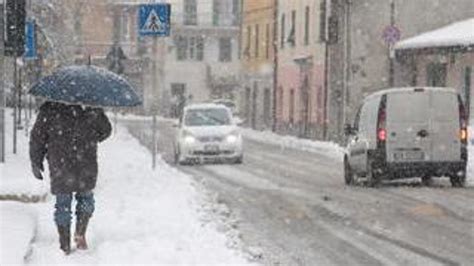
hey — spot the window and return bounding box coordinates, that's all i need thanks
[288,10,296,47]
[196,36,204,61]
[219,38,232,62]
[319,0,327,42]
[213,0,220,26]
[427,63,447,87]
[189,36,204,61]
[232,0,240,26]
[176,36,204,61]
[278,86,284,118]
[304,6,310,45]
[464,66,472,117]
[244,26,251,58]
[255,24,259,58]
[184,0,197,26]
[176,36,188,61]
[189,37,195,59]
[280,14,285,48]
[290,89,295,124]
[264,88,272,126]
[214,0,239,26]
[171,83,186,97]
[121,15,130,43]
[265,23,270,59]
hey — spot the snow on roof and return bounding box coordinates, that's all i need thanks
[395,18,474,50]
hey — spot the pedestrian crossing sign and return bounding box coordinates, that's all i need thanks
[138,4,171,37]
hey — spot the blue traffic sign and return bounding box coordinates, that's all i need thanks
[138,4,171,37]
[24,19,37,60]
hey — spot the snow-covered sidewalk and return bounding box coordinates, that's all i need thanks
[241,128,344,161]
[0,111,254,265]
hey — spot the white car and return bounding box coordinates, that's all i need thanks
[345,87,468,187]
[174,103,243,165]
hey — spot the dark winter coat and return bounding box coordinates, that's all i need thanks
[30,102,112,194]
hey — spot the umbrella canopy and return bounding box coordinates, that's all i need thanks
[29,65,142,107]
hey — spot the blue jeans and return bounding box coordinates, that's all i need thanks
[54,191,95,227]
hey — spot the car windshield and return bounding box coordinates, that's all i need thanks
[184,108,231,126]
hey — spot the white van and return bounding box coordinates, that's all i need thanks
[344,87,468,187]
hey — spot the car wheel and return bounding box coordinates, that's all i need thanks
[344,157,355,186]
[234,155,243,164]
[174,146,185,165]
[366,158,381,188]
[450,171,466,188]
[174,149,180,165]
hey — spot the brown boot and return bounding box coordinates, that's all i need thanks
[57,226,71,255]
[74,214,90,250]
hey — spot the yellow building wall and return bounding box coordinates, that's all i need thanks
[241,0,276,73]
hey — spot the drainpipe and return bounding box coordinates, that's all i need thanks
[272,0,279,132]
[342,0,352,143]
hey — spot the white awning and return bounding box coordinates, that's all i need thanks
[395,18,474,50]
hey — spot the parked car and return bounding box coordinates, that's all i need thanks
[212,99,238,114]
[344,87,468,187]
[174,103,243,165]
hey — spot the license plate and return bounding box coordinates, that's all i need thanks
[393,151,424,161]
[204,145,219,152]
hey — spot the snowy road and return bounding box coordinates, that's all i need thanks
[125,119,474,266]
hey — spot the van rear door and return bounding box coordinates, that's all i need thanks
[386,89,461,163]
[386,90,431,163]
[429,91,461,162]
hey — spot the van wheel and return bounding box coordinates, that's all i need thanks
[421,175,432,186]
[450,173,466,188]
[366,159,381,188]
[344,158,355,186]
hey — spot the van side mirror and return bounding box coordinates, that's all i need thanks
[344,124,356,136]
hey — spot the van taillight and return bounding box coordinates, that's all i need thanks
[378,129,387,141]
[377,95,387,147]
[460,129,468,142]
[458,96,468,144]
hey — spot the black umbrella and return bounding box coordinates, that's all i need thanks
[29,65,142,107]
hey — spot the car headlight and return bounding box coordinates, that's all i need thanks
[226,132,240,143]
[184,135,196,144]
[183,130,196,144]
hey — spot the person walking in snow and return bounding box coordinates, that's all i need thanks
[29,101,112,254]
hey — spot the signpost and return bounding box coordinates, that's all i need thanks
[24,19,37,60]
[138,3,171,170]
[138,4,171,37]
[382,25,401,46]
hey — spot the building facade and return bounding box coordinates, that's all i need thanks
[161,0,241,117]
[394,18,474,117]
[240,0,276,130]
[276,0,327,139]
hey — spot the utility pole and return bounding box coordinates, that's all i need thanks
[388,0,396,87]
[0,3,5,163]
